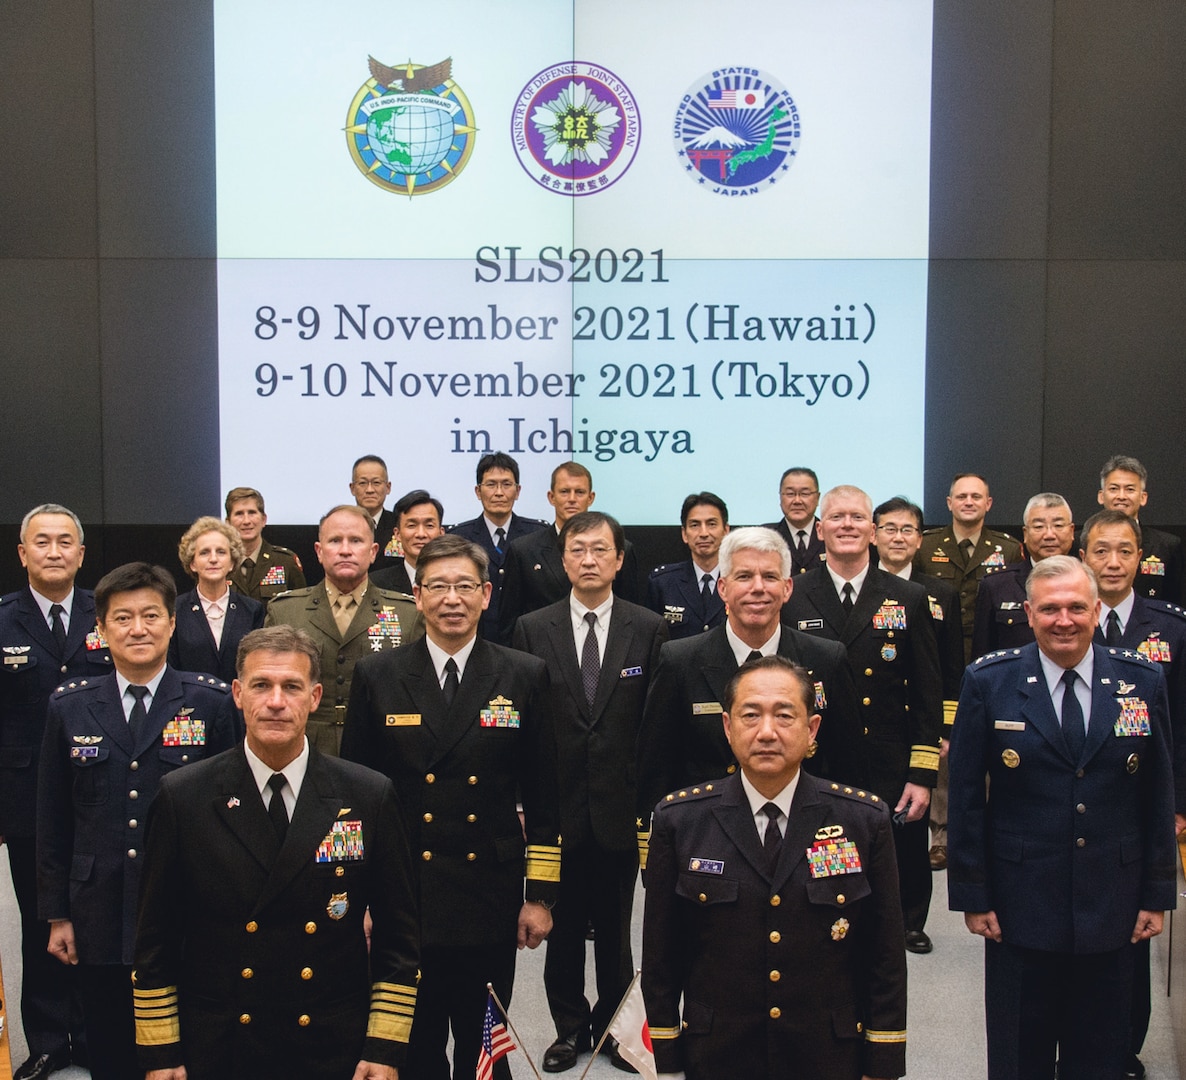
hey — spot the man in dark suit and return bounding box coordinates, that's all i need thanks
[370,489,446,595]
[449,451,546,640]
[133,626,419,1080]
[646,491,728,640]
[971,493,1076,660]
[1080,509,1186,1078]
[498,462,640,644]
[225,486,306,608]
[783,485,943,954]
[342,534,560,1080]
[0,505,105,1080]
[636,526,867,865]
[948,555,1176,1080]
[642,656,907,1080]
[1097,454,1184,604]
[37,562,240,1080]
[763,466,826,575]
[513,511,667,1073]
[349,454,401,570]
[266,505,420,754]
[872,496,964,872]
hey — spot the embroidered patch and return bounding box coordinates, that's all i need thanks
[316,820,365,862]
[806,837,862,878]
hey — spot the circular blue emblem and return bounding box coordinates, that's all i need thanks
[673,68,800,195]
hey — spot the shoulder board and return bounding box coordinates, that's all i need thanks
[986,528,1018,543]
[270,544,299,558]
[1106,647,1159,668]
[267,587,312,603]
[180,671,231,692]
[0,593,14,606]
[53,678,103,696]
[374,588,415,603]
[649,563,682,578]
[1148,600,1186,623]
[657,783,723,809]
[972,648,1023,668]
[824,781,886,808]
[921,528,947,539]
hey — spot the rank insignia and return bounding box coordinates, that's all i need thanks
[1001,749,1020,768]
[1140,556,1166,577]
[1114,697,1151,737]
[227,797,240,808]
[806,837,862,878]
[161,717,206,746]
[480,695,520,728]
[317,819,365,862]
[85,625,108,651]
[688,858,724,874]
[872,603,907,630]
[928,596,943,620]
[1138,635,1172,663]
[327,892,349,920]
[814,681,827,710]
[70,746,99,759]
[930,550,950,563]
[831,918,850,941]
[620,666,643,679]
[368,607,403,651]
[881,644,897,662]
[662,606,685,624]
[72,734,103,744]
[260,564,286,586]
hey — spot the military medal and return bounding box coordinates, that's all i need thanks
[1114,697,1151,737]
[368,607,403,652]
[480,695,520,728]
[928,596,943,620]
[85,624,108,650]
[327,892,349,920]
[1140,556,1166,577]
[872,603,907,630]
[806,836,863,878]
[881,644,897,662]
[814,681,828,710]
[317,820,365,862]
[831,918,850,941]
[161,716,206,746]
[1127,753,1140,774]
[260,564,286,586]
[1138,635,1172,663]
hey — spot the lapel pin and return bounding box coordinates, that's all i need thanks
[227,796,240,808]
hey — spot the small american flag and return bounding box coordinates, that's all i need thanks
[477,992,516,1080]
[707,87,765,110]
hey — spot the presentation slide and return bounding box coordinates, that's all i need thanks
[215,0,933,524]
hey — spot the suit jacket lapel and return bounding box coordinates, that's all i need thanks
[712,776,769,880]
[802,574,846,638]
[1083,646,1121,763]
[1018,650,1073,764]
[843,572,886,645]
[592,604,632,723]
[219,597,251,670]
[214,747,279,873]
[428,639,498,766]
[135,666,184,757]
[701,627,738,707]
[548,603,589,723]
[66,592,98,660]
[15,589,60,658]
[90,675,133,753]
[772,775,830,890]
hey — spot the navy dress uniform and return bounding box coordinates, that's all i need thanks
[948,644,1177,1079]
[0,587,111,1064]
[449,512,547,640]
[1134,524,1184,604]
[132,745,420,1079]
[645,560,726,640]
[37,667,240,1079]
[169,587,265,685]
[783,567,943,936]
[370,557,415,595]
[265,583,420,755]
[636,624,868,863]
[341,636,561,1079]
[642,773,907,1080]
[764,517,827,575]
[231,537,305,607]
[970,560,1032,660]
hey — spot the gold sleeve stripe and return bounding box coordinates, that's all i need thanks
[943,700,957,726]
[133,986,180,1046]
[526,844,562,882]
[637,833,649,870]
[864,1028,907,1043]
[648,1025,681,1040]
[909,746,940,771]
[368,982,418,1043]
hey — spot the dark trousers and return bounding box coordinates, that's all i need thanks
[77,963,137,1080]
[409,941,517,1080]
[1130,938,1151,1054]
[984,939,1133,1080]
[895,809,932,933]
[6,837,82,1058]
[544,843,636,1041]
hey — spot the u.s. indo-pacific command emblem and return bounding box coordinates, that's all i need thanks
[346,55,476,196]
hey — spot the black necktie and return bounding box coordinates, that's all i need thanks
[581,612,600,707]
[267,773,289,842]
[701,573,714,605]
[795,531,808,559]
[1060,669,1086,760]
[841,582,855,613]
[1105,610,1122,646]
[761,802,783,871]
[127,684,149,741]
[746,649,763,664]
[494,527,506,554]
[49,603,67,653]
[442,657,460,709]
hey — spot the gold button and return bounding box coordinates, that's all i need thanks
[239,1013,252,1025]
[422,850,433,861]
[770,1007,781,1019]
[425,773,435,784]
[423,812,433,823]
[467,852,477,861]
[857,1021,864,1033]
[769,931,781,943]
[335,865,345,877]
[245,921,258,933]
[305,921,317,934]
[726,764,737,774]
[770,895,781,907]
[241,968,253,979]
[769,970,781,982]
[836,894,845,904]
[864,668,873,676]
[468,775,478,785]
[862,697,871,706]
[698,893,707,903]
[301,967,313,980]
[181,755,189,763]
[467,814,477,823]
[298,1014,311,1027]
[887,630,895,638]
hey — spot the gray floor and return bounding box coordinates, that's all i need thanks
[0,864,1180,1079]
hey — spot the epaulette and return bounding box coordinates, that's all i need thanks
[266,587,313,603]
[921,528,948,538]
[972,648,1023,668]
[374,587,415,603]
[648,563,683,578]
[180,671,231,693]
[656,782,722,810]
[53,678,102,696]
[1148,600,1186,623]
[271,544,300,558]
[824,782,886,808]
[985,527,1019,542]
[1107,647,1159,668]
[0,593,14,606]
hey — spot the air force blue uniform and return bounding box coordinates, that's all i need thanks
[646,561,725,640]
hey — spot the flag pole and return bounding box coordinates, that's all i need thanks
[487,982,544,1080]
[578,969,644,1080]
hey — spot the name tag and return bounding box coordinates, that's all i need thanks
[798,619,824,631]
[620,666,643,679]
[3,655,28,666]
[692,701,722,715]
[688,858,723,874]
[994,720,1026,731]
[386,714,421,726]
[70,746,99,759]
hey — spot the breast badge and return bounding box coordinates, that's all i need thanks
[368,607,403,651]
[85,625,108,651]
[806,836,862,879]
[327,892,349,920]
[872,603,907,630]
[479,695,520,728]
[831,918,850,941]
[161,717,206,746]
[260,564,286,586]
[316,820,365,862]
[1001,749,1020,768]
[1138,635,1171,663]
[1114,697,1151,737]
[688,858,724,874]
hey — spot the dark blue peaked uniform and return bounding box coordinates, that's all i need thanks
[948,644,1176,1080]
[646,561,725,640]
[448,512,546,640]
[0,587,111,1062]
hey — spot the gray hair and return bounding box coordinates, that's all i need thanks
[1025,554,1098,603]
[719,527,792,579]
[1100,455,1147,488]
[20,504,84,545]
[1022,493,1071,524]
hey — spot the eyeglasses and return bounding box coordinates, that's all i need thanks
[418,581,483,596]
[352,478,388,489]
[566,545,616,560]
[876,524,919,537]
[781,489,819,500]
[480,480,518,491]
